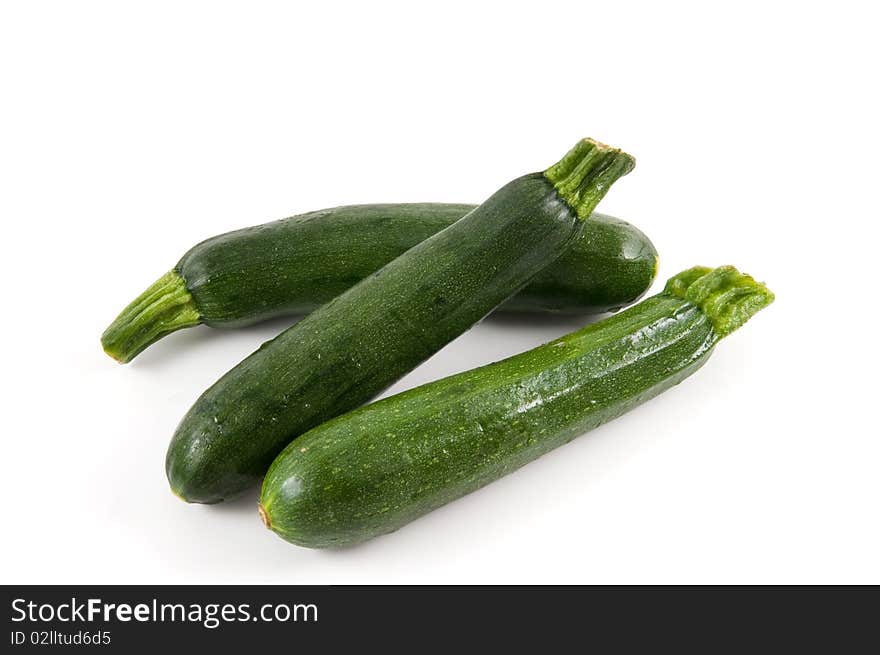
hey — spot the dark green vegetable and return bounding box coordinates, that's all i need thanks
[101,205,657,363]
[166,139,635,503]
[259,265,773,548]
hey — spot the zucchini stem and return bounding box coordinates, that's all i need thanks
[665,266,774,338]
[101,270,201,363]
[544,138,636,219]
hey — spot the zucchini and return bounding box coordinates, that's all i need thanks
[166,139,635,503]
[101,206,657,363]
[259,266,773,548]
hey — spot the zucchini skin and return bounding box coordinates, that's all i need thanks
[178,205,657,325]
[168,143,634,503]
[260,266,773,548]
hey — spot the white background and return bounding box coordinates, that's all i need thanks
[2,1,877,584]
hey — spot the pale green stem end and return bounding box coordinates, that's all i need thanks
[544,138,636,219]
[665,265,774,338]
[101,270,201,363]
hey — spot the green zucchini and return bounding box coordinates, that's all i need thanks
[259,265,773,548]
[166,139,635,504]
[101,206,657,363]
